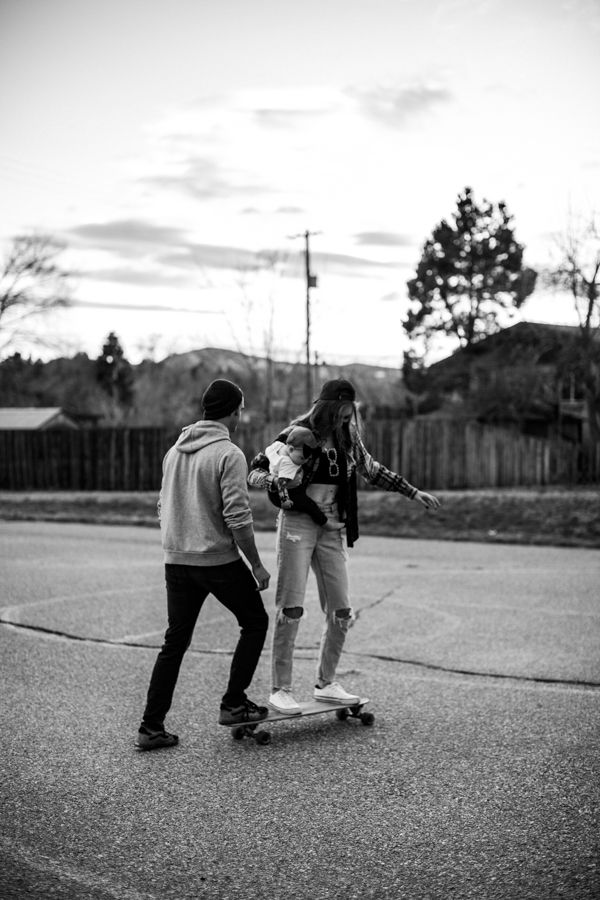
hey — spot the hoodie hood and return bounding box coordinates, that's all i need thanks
[174,419,231,454]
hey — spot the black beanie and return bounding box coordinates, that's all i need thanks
[317,379,356,403]
[202,379,244,419]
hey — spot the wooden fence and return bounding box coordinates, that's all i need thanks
[361,419,586,489]
[0,420,596,491]
[0,428,170,491]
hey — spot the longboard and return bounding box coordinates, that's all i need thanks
[222,697,373,745]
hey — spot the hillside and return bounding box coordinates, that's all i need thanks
[0,346,408,427]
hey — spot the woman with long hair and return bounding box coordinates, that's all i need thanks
[248,378,440,714]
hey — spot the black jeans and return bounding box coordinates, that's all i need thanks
[142,560,268,729]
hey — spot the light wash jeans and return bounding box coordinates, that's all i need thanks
[272,505,354,691]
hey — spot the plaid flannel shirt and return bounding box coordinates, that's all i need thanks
[350,433,417,498]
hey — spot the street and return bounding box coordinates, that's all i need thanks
[1,521,598,899]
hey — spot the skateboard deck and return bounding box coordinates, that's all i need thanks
[223,697,373,745]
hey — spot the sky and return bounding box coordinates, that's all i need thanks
[1,0,599,368]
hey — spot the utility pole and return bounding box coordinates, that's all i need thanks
[290,229,320,407]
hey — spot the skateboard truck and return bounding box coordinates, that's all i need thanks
[231,724,272,745]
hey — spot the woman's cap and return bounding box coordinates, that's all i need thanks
[201,379,244,419]
[317,379,356,403]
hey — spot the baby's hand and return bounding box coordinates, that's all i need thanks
[323,520,345,531]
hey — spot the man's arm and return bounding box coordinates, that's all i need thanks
[220,450,271,590]
[231,524,271,591]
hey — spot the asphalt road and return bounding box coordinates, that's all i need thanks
[1,521,598,900]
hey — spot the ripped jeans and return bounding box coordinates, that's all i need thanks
[272,506,353,691]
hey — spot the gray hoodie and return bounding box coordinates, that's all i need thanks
[159,420,253,566]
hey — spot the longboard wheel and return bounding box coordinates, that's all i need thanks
[255,730,271,745]
[232,727,245,740]
[335,708,349,721]
[360,712,375,726]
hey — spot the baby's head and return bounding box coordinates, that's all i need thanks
[285,426,319,465]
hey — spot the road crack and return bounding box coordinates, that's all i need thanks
[2,616,599,689]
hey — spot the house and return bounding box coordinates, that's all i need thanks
[0,407,81,430]
[423,322,590,441]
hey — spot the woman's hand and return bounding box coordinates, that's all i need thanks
[414,490,440,511]
[323,520,345,531]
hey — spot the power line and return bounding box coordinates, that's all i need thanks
[0,154,82,189]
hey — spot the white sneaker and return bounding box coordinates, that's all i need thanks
[313,682,360,704]
[268,689,301,715]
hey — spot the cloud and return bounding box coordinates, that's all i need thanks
[354,231,414,247]
[67,219,281,280]
[160,244,267,272]
[347,82,453,127]
[68,220,186,251]
[167,246,399,279]
[238,86,339,128]
[253,107,330,129]
[136,82,451,220]
[240,204,306,216]
[71,299,222,314]
[65,212,398,289]
[144,161,268,201]
[310,250,397,277]
[80,267,191,287]
[137,87,346,206]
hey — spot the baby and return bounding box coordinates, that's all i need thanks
[265,426,338,528]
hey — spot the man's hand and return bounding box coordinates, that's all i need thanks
[414,490,440,511]
[231,525,271,590]
[252,562,271,591]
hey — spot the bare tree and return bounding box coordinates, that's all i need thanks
[546,214,600,444]
[230,249,289,422]
[0,233,73,357]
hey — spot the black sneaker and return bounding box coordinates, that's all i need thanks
[219,699,269,726]
[136,726,179,751]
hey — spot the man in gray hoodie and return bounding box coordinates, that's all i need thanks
[137,379,270,750]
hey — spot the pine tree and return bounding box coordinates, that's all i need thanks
[405,187,537,354]
[95,332,134,421]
